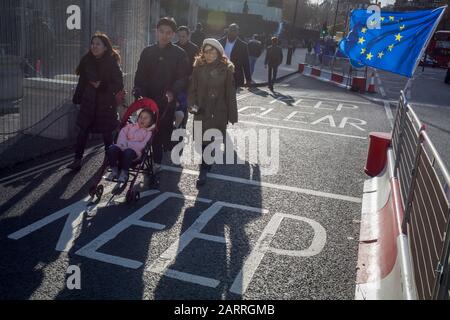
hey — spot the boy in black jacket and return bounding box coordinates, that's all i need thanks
[134,17,189,172]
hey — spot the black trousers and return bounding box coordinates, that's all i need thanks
[152,99,175,164]
[74,128,113,160]
[268,66,278,85]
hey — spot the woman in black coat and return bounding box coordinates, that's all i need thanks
[68,33,124,170]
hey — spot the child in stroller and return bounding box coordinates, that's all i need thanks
[106,108,156,183]
[89,98,159,204]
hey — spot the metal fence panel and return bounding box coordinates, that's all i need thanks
[392,91,450,300]
[396,109,421,207]
[0,0,153,168]
[408,142,450,300]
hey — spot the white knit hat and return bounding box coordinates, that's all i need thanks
[202,38,224,56]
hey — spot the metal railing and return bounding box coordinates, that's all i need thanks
[392,91,450,300]
[0,0,153,168]
[304,52,366,79]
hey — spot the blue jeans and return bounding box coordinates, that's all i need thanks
[249,56,259,77]
[107,145,137,172]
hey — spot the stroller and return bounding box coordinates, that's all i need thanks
[89,98,160,204]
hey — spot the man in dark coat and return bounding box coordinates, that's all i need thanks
[264,36,284,91]
[248,34,263,77]
[220,23,252,88]
[176,26,199,76]
[134,17,189,172]
[191,23,206,49]
[175,26,199,129]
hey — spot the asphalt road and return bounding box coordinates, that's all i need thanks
[0,73,398,300]
[373,66,450,170]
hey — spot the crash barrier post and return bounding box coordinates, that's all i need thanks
[367,71,376,93]
[365,132,391,177]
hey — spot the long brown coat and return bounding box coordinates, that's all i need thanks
[188,59,238,139]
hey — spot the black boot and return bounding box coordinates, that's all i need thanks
[67,158,82,171]
[196,164,209,187]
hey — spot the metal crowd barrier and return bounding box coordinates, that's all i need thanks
[392,91,450,300]
[0,0,152,168]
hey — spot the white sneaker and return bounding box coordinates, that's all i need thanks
[105,167,119,181]
[153,163,162,174]
[117,170,129,183]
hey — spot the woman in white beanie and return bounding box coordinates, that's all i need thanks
[188,38,238,186]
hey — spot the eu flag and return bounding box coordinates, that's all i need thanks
[339,7,446,77]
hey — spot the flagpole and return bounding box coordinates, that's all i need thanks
[403,6,448,97]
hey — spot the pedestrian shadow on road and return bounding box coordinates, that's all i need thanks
[0,155,105,299]
[248,86,271,98]
[269,92,296,106]
[0,148,101,217]
[53,151,187,299]
[153,149,263,300]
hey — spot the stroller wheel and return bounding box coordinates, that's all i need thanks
[96,185,104,200]
[148,175,160,189]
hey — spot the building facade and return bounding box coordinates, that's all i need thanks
[198,0,283,22]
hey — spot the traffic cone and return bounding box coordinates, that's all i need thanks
[367,72,376,93]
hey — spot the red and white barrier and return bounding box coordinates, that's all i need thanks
[298,63,371,93]
[356,145,418,300]
[367,72,376,93]
[311,67,321,77]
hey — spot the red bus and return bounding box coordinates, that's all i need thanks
[426,30,450,68]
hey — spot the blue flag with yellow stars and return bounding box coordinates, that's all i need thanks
[339,7,446,77]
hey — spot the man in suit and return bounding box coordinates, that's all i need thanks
[219,23,252,88]
[265,36,283,91]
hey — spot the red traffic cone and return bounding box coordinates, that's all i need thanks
[367,72,376,93]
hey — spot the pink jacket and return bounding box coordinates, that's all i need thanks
[116,123,155,158]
